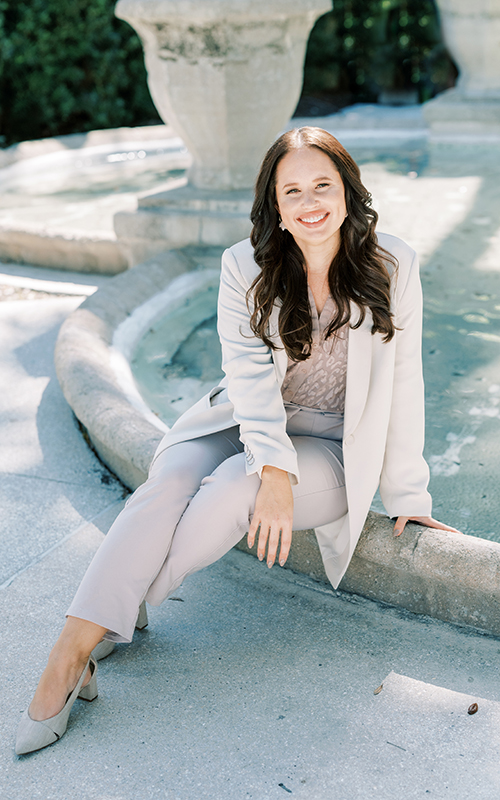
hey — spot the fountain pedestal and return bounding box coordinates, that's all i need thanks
[115,183,254,266]
[114,0,330,265]
[423,0,500,135]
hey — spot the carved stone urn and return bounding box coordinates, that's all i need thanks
[114,0,330,264]
[424,0,500,133]
[116,0,330,190]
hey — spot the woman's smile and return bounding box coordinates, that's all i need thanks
[297,211,330,227]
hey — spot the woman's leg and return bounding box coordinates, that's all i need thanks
[67,427,242,643]
[145,433,347,604]
[27,425,345,722]
[28,428,242,722]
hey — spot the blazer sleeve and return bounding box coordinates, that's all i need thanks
[378,249,433,517]
[217,247,300,484]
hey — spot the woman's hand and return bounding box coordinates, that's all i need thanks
[247,466,294,568]
[393,515,462,537]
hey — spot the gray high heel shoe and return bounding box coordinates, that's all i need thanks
[15,655,98,756]
[91,601,149,661]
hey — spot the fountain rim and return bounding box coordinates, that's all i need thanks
[115,0,332,25]
[54,246,217,490]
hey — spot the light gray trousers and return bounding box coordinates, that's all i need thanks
[67,405,347,643]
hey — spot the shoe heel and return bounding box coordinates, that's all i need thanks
[135,600,148,630]
[91,637,115,661]
[78,657,98,702]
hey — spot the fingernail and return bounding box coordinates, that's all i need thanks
[258,553,263,561]
[280,559,285,567]
[267,561,273,568]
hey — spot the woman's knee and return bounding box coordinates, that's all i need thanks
[197,453,260,508]
[125,456,201,514]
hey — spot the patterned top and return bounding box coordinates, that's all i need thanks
[281,286,349,413]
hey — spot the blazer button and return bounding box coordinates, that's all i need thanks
[345,434,355,445]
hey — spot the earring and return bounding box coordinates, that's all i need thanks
[278,217,287,232]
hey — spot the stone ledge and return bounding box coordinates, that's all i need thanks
[0,124,175,169]
[0,228,128,274]
[423,89,500,135]
[114,186,253,266]
[55,249,500,638]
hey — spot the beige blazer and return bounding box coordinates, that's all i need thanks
[152,232,432,588]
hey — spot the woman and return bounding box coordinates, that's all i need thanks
[16,127,458,755]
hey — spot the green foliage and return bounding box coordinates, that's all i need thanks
[302,0,458,106]
[0,0,160,146]
[0,0,457,146]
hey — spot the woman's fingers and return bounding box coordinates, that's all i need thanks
[393,516,409,537]
[265,521,293,568]
[266,522,281,567]
[247,518,259,550]
[278,526,292,567]
[248,518,293,567]
[257,521,270,562]
[393,515,462,538]
[409,515,463,534]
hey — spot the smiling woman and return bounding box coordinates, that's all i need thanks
[249,128,397,363]
[16,127,459,757]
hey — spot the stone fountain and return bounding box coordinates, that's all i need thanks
[423,0,500,134]
[113,0,330,266]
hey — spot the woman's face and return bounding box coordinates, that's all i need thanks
[275,147,347,254]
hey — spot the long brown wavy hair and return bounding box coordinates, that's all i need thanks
[249,127,397,361]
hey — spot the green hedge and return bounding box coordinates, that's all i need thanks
[0,0,160,147]
[302,0,457,109]
[0,0,457,147]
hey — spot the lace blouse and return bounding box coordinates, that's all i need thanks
[281,287,349,414]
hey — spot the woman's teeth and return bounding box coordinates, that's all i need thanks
[300,213,327,223]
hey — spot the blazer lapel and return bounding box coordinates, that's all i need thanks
[344,302,373,437]
[268,302,288,385]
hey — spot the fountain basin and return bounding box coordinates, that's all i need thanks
[55,246,218,487]
[128,274,222,427]
[0,124,190,272]
[54,237,500,638]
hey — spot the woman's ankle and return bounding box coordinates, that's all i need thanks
[58,616,107,659]
[29,657,85,721]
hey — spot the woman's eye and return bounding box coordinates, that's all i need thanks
[286,188,298,194]
[317,183,329,189]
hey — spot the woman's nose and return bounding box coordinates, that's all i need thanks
[301,189,319,207]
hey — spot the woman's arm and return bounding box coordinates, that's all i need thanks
[379,249,460,536]
[218,245,298,565]
[217,245,299,483]
[378,249,433,516]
